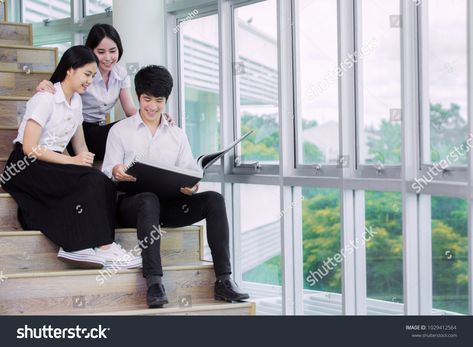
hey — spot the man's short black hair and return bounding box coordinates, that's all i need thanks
[134,65,173,100]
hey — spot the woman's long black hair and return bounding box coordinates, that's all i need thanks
[49,45,98,84]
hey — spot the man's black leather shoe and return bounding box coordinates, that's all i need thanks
[214,278,250,302]
[147,283,169,308]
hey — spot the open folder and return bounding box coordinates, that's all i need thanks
[117,130,253,199]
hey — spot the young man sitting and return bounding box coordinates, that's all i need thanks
[102,65,249,308]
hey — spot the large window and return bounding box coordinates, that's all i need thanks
[238,184,281,315]
[302,188,341,315]
[357,0,402,166]
[365,191,403,311]
[19,0,112,57]
[431,196,468,314]
[422,0,468,166]
[23,0,71,22]
[178,14,220,157]
[167,0,473,316]
[85,0,112,16]
[295,0,339,166]
[233,0,279,164]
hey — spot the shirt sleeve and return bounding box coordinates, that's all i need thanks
[121,74,131,89]
[23,93,54,127]
[175,131,200,172]
[102,124,125,179]
[116,65,131,89]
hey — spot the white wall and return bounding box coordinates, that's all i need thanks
[112,0,167,119]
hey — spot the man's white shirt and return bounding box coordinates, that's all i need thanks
[102,112,199,179]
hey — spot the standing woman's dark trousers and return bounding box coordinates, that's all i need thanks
[117,191,231,278]
[1,142,116,251]
[67,121,117,161]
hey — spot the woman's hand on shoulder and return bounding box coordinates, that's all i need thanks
[36,80,56,94]
[163,113,176,127]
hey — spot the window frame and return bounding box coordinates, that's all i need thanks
[172,7,222,177]
[292,0,342,177]
[230,0,281,175]
[417,0,468,182]
[353,0,403,180]
[16,0,112,47]
[165,0,473,316]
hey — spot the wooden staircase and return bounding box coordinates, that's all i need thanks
[0,5,255,316]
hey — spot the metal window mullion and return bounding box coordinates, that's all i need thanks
[230,183,242,283]
[231,3,242,169]
[177,20,187,128]
[467,0,473,316]
[340,190,356,315]
[339,0,358,315]
[70,0,79,44]
[71,0,82,22]
[418,194,432,314]
[401,0,423,315]
[277,0,298,315]
[353,0,364,172]
[418,1,430,166]
[292,0,303,168]
[414,1,433,316]
[72,0,84,45]
[8,0,21,22]
[166,13,179,123]
[354,190,367,314]
[292,186,304,315]
[218,0,241,283]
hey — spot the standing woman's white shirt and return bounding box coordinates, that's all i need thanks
[81,64,130,124]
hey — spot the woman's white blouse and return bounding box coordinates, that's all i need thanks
[14,82,83,152]
[81,64,131,124]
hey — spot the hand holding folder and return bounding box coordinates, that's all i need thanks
[117,131,253,199]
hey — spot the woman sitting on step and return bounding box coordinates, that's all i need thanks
[35,23,173,160]
[0,45,141,269]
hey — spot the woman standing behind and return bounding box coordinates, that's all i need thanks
[1,45,140,269]
[37,24,146,160]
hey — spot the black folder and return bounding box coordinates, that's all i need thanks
[117,131,253,199]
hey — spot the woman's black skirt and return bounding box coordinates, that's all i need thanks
[1,143,116,251]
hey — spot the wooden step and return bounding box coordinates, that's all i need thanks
[0,126,16,158]
[88,302,256,316]
[0,45,57,72]
[0,193,18,230]
[0,158,7,193]
[1,1,7,22]
[0,97,28,127]
[0,227,203,272]
[0,23,32,46]
[0,265,215,315]
[0,71,51,97]
[0,193,207,265]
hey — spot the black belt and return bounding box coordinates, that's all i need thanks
[84,120,107,126]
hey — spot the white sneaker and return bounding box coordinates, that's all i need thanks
[57,248,105,269]
[95,242,142,269]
